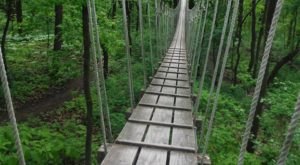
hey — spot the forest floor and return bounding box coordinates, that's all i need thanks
[0,77,83,123]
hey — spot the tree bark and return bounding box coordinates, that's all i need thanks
[82,5,93,165]
[100,42,109,79]
[135,2,139,32]
[54,4,63,51]
[248,0,257,73]
[1,0,13,72]
[16,0,23,34]
[247,0,278,153]
[233,0,244,84]
[125,0,133,53]
[109,0,117,18]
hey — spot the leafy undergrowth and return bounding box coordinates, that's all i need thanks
[0,91,127,164]
[0,37,81,105]
[201,66,300,164]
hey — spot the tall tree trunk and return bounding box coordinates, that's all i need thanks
[125,0,133,53]
[248,0,257,73]
[54,4,63,51]
[135,2,139,32]
[109,0,117,18]
[1,0,13,72]
[233,0,244,84]
[247,0,278,153]
[100,42,109,79]
[16,0,23,34]
[253,27,264,78]
[82,5,93,165]
[252,0,267,78]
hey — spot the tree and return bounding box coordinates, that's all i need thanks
[233,0,244,84]
[16,0,23,34]
[82,4,93,165]
[1,0,13,72]
[248,0,257,74]
[54,3,63,51]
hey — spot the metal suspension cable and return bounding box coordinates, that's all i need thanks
[89,0,113,142]
[155,0,160,59]
[238,0,284,164]
[201,0,240,163]
[190,0,209,82]
[86,0,108,153]
[121,0,135,110]
[277,93,300,165]
[188,2,203,65]
[198,0,233,146]
[138,0,147,89]
[0,48,26,164]
[188,3,202,68]
[147,0,154,75]
[194,0,219,116]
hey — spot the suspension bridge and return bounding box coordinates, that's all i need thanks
[0,0,299,165]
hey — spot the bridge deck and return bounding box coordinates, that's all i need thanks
[101,0,198,164]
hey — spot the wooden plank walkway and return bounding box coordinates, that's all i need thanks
[101,0,198,164]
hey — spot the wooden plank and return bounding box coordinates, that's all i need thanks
[145,91,190,98]
[178,73,188,80]
[139,103,192,111]
[174,111,194,125]
[158,70,187,75]
[157,95,175,106]
[150,83,190,89]
[117,139,196,152]
[168,68,179,73]
[128,118,194,128]
[175,97,192,109]
[118,122,147,141]
[176,88,191,95]
[169,151,197,165]
[172,128,196,148]
[152,108,173,122]
[151,78,164,85]
[179,63,187,68]
[164,79,177,86]
[166,73,178,79]
[130,106,154,120]
[158,67,168,72]
[101,144,138,165]
[162,61,187,65]
[160,65,188,69]
[170,63,179,68]
[146,85,162,93]
[155,72,166,78]
[177,80,190,87]
[136,148,167,165]
[135,107,172,164]
[140,94,158,105]
[161,86,176,94]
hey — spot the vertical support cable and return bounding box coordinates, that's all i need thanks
[89,0,113,142]
[190,0,209,82]
[193,0,219,116]
[155,0,160,59]
[201,0,239,164]
[197,0,233,146]
[0,48,26,164]
[277,93,300,165]
[147,0,154,75]
[86,0,108,153]
[121,0,135,110]
[138,0,147,89]
[238,0,284,164]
